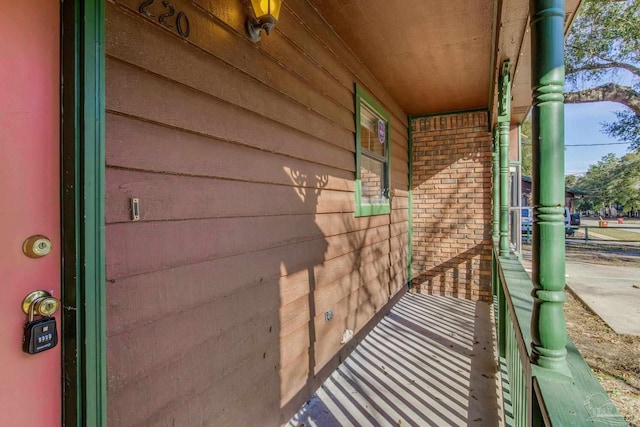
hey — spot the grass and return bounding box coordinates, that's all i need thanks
[585,226,640,242]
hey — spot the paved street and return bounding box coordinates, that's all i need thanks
[566,219,640,335]
[565,260,640,336]
[522,234,640,336]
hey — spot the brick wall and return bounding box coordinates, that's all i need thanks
[411,112,493,302]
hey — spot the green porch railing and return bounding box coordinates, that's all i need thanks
[492,244,627,426]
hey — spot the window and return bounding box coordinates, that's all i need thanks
[355,85,391,216]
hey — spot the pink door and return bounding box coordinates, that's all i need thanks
[0,1,62,425]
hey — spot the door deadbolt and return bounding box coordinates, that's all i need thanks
[23,235,53,258]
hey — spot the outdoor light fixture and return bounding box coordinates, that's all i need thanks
[246,0,282,42]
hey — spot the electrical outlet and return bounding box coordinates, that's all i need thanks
[325,309,333,322]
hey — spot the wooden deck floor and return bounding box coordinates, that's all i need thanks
[287,293,503,427]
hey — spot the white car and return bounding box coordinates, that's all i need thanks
[521,206,574,235]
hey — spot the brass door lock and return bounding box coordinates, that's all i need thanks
[21,291,60,354]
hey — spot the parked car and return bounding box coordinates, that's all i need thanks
[521,206,575,235]
[570,213,580,226]
[522,207,533,233]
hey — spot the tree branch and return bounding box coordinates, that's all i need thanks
[564,83,640,116]
[566,59,640,78]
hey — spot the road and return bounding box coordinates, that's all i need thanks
[565,260,640,336]
[522,240,640,336]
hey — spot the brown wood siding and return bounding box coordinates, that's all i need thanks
[105,1,409,425]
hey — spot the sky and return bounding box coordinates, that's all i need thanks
[564,102,631,176]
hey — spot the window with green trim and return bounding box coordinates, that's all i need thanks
[355,85,391,216]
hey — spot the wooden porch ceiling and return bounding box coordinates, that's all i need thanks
[308,0,582,124]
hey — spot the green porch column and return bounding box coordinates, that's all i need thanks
[492,126,500,241]
[530,0,570,376]
[498,61,511,257]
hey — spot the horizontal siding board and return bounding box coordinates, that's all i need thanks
[389,266,408,295]
[315,211,390,236]
[224,0,355,108]
[107,212,390,280]
[108,309,279,426]
[311,268,392,350]
[312,241,391,290]
[106,58,355,168]
[145,358,281,427]
[390,221,409,237]
[106,215,327,279]
[108,283,278,391]
[393,189,410,198]
[392,193,410,202]
[280,350,310,407]
[279,239,390,310]
[109,1,356,136]
[107,224,394,336]
[307,262,391,343]
[279,242,389,303]
[312,277,361,325]
[391,209,408,220]
[106,2,356,135]
[321,225,390,262]
[391,232,410,252]
[283,0,408,127]
[279,295,310,340]
[391,177,410,191]
[275,7,355,91]
[283,254,390,338]
[105,0,411,424]
[106,114,355,186]
[390,128,409,151]
[240,10,355,112]
[392,152,410,174]
[280,322,310,365]
[106,168,355,223]
[312,313,352,372]
[312,269,391,371]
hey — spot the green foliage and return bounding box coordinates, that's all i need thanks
[602,110,640,151]
[520,117,532,177]
[574,152,640,212]
[566,0,639,85]
[565,0,640,150]
[565,174,578,189]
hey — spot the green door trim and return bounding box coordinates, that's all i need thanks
[61,1,107,425]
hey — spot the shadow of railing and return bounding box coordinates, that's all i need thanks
[286,292,501,426]
[412,244,490,300]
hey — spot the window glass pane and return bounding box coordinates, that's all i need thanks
[360,104,386,157]
[360,155,386,204]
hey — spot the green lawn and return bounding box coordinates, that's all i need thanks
[585,226,640,242]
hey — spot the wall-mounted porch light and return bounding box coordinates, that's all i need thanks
[246,0,282,42]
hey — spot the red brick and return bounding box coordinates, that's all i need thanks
[411,111,493,303]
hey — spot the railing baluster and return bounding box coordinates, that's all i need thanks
[493,245,625,426]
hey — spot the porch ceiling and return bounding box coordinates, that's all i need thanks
[308,0,582,124]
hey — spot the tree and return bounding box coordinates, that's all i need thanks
[610,152,640,211]
[573,152,640,213]
[565,174,579,189]
[520,117,532,177]
[564,0,640,151]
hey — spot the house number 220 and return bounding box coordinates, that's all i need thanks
[138,0,190,38]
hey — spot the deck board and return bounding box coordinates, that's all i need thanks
[287,293,503,426]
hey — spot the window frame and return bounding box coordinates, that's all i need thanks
[354,84,391,217]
